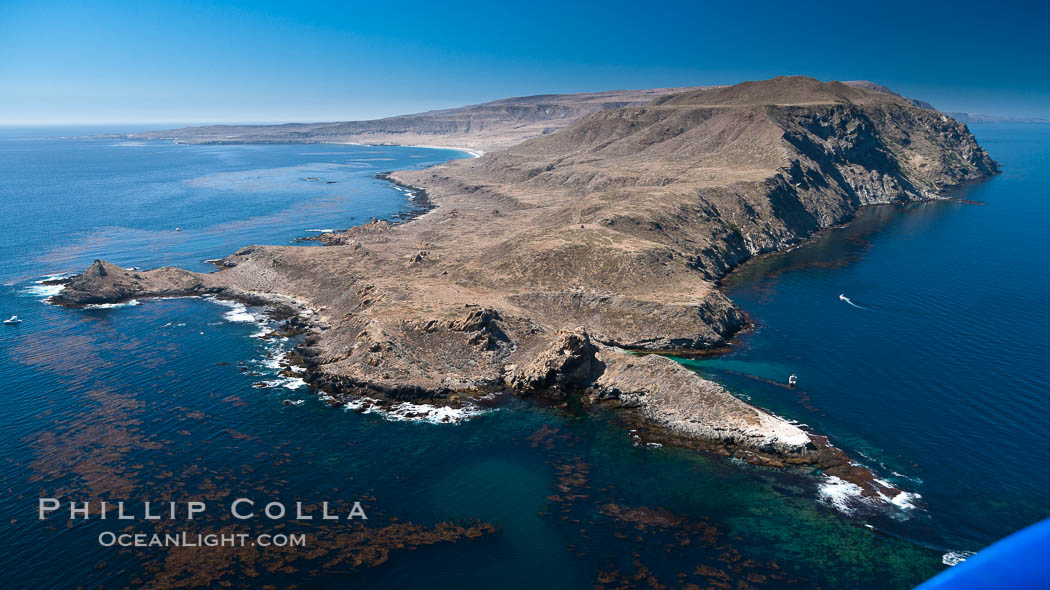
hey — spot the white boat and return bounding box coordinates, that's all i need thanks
[4,315,22,325]
[839,294,847,301]
[788,373,798,387]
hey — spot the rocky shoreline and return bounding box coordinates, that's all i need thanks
[52,77,998,508]
[47,261,901,498]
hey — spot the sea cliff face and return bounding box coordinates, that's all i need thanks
[399,77,996,282]
[54,77,997,483]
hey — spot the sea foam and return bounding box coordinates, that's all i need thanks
[84,299,142,309]
[818,474,923,516]
[818,476,865,515]
[873,478,922,511]
[342,396,486,424]
[942,550,976,566]
[24,273,72,301]
[208,299,259,323]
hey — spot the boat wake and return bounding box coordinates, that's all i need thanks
[838,293,870,310]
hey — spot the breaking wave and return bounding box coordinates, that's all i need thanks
[84,299,142,309]
[338,396,486,424]
[818,474,922,516]
[942,550,976,566]
[208,299,259,323]
[818,476,865,514]
[23,273,72,300]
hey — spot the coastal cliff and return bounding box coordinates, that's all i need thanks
[56,77,997,489]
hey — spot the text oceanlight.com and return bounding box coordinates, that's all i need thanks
[98,531,307,548]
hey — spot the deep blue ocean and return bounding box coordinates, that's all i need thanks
[0,124,1045,589]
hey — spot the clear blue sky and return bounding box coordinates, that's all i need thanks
[1,0,1047,125]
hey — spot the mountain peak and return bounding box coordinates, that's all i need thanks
[653,76,916,108]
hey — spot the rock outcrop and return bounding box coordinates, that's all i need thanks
[54,260,207,305]
[507,328,603,396]
[593,350,811,455]
[57,77,998,467]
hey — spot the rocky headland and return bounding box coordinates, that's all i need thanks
[57,77,998,500]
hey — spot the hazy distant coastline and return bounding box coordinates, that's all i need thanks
[128,86,712,152]
[945,112,1050,124]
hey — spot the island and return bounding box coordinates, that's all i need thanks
[55,76,998,502]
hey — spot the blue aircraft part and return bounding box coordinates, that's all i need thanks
[916,518,1050,590]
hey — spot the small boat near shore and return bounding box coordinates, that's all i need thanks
[4,315,23,325]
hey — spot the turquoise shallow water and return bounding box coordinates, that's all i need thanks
[0,125,1042,588]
